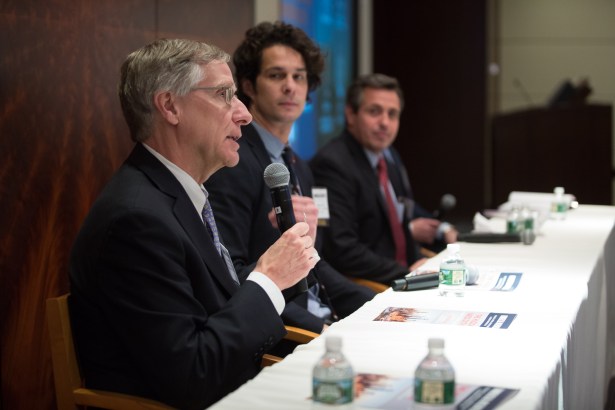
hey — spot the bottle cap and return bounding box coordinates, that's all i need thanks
[554,186,565,195]
[446,243,460,253]
[428,338,444,349]
[325,335,342,352]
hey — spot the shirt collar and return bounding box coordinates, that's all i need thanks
[252,121,286,163]
[142,143,206,218]
[363,147,395,169]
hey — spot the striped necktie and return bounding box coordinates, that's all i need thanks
[202,200,239,284]
[281,146,302,195]
[202,199,221,255]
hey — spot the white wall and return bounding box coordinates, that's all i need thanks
[496,0,615,110]
[493,0,615,201]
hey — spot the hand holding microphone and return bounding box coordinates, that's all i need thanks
[410,218,440,244]
[256,222,317,291]
[263,163,310,295]
[267,195,319,245]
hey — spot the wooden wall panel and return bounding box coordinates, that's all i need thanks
[492,105,612,206]
[0,1,252,408]
[372,1,487,225]
[158,0,251,54]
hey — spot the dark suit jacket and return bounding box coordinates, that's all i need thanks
[69,143,286,409]
[310,130,421,284]
[205,124,375,333]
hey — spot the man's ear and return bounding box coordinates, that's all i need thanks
[154,91,180,125]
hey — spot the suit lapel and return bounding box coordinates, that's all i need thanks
[243,124,274,173]
[385,157,404,198]
[128,144,239,296]
[342,132,390,222]
[292,155,312,197]
[172,198,240,294]
[388,147,413,199]
[244,123,313,196]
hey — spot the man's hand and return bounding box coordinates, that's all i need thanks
[267,196,319,244]
[444,226,458,244]
[256,222,318,290]
[409,218,440,244]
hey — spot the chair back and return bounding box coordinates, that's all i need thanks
[261,325,319,367]
[46,294,173,409]
[350,278,389,293]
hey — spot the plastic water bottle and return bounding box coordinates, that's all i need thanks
[439,244,467,297]
[550,186,567,220]
[520,205,533,232]
[519,205,536,245]
[414,338,455,406]
[312,336,354,407]
[506,205,521,234]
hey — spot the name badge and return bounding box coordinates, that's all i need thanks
[312,187,330,227]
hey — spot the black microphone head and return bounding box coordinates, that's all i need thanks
[263,163,290,189]
[441,194,456,211]
[434,193,457,219]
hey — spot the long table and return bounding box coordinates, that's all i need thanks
[210,205,615,410]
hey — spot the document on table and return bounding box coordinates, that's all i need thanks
[374,307,517,329]
[354,372,519,410]
[465,271,523,292]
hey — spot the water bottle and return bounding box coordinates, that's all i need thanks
[550,186,567,220]
[439,244,467,297]
[506,205,521,234]
[414,338,455,406]
[519,205,536,245]
[312,336,354,407]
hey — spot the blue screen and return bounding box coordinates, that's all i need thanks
[281,0,354,160]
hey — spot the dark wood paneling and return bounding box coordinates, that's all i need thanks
[158,0,251,54]
[372,1,487,225]
[492,105,612,206]
[0,1,252,408]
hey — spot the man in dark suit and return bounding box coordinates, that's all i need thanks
[310,73,458,284]
[69,38,318,409]
[206,22,374,337]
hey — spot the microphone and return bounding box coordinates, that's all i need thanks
[391,266,480,291]
[433,194,456,220]
[263,163,308,295]
[391,272,439,291]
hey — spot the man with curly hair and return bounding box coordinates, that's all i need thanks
[206,22,374,346]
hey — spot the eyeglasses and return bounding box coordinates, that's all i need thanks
[191,85,236,106]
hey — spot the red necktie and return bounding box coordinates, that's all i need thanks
[377,156,407,266]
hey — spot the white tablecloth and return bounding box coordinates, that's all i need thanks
[210,205,615,410]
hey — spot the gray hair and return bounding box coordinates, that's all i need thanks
[345,73,404,113]
[118,38,230,142]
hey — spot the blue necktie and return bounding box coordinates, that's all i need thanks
[202,200,221,255]
[202,200,239,284]
[281,146,302,195]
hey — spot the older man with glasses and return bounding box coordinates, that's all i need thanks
[69,38,317,409]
